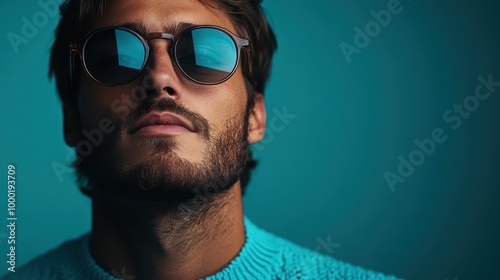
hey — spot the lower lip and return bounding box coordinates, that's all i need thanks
[132,125,192,136]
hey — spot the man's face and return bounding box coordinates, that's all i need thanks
[65,0,266,202]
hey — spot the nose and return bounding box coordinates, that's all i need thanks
[141,39,182,100]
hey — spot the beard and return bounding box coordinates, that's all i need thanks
[74,98,250,210]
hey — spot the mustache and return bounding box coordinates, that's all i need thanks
[121,98,211,140]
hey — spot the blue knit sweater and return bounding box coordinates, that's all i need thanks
[2,217,400,279]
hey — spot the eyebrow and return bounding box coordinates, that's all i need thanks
[117,21,199,37]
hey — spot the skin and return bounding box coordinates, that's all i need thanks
[62,0,267,279]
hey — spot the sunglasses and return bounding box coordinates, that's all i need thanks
[70,25,252,86]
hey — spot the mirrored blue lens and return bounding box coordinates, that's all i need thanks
[175,28,238,83]
[84,28,146,85]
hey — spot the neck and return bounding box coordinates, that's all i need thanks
[89,183,245,280]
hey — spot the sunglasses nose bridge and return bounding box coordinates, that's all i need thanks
[143,32,176,68]
[144,32,175,59]
[145,32,174,43]
[141,32,183,95]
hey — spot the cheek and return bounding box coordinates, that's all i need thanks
[194,76,248,134]
[78,79,136,128]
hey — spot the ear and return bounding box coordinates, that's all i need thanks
[63,103,81,147]
[247,93,266,144]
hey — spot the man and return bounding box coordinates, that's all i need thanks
[5,0,399,279]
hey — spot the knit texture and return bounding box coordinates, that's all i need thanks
[1,217,401,279]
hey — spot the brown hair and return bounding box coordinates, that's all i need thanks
[49,0,277,195]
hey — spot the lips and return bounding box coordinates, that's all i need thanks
[129,112,196,134]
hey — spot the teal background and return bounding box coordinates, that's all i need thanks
[1,0,499,279]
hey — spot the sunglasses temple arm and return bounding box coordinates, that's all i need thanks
[69,43,79,86]
[245,47,255,89]
[69,49,73,84]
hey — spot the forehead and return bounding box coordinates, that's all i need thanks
[94,0,237,34]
